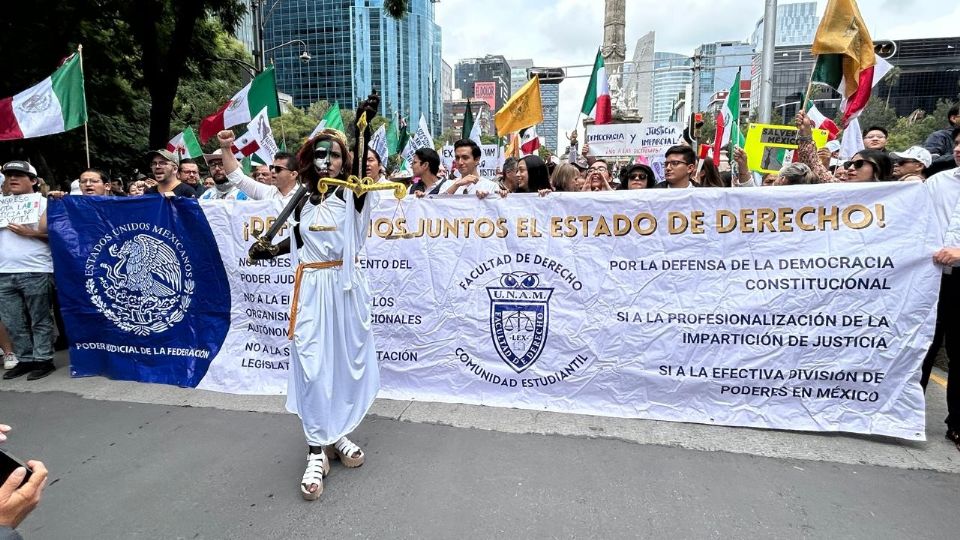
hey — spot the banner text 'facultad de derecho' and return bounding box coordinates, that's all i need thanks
[195,183,940,441]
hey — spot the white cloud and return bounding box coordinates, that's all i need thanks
[436,0,959,154]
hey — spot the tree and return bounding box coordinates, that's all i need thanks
[854,96,898,134]
[887,99,958,152]
[127,0,245,148]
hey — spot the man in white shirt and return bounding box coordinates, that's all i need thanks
[0,161,56,380]
[216,130,301,205]
[653,145,698,189]
[922,128,960,449]
[439,139,499,196]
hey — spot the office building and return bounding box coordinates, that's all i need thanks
[622,31,655,121]
[454,55,511,113]
[442,99,493,141]
[508,59,534,95]
[751,1,818,50]
[263,0,443,134]
[652,52,692,122]
[693,41,754,111]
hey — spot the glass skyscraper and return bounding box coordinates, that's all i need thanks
[264,0,442,134]
[652,52,692,122]
[694,41,754,111]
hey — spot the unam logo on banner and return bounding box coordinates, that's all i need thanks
[487,272,553,373]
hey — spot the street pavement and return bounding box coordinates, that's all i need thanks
[1,351,958,539]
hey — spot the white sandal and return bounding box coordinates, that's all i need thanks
[300,451,330,500]
[324,436,365,468]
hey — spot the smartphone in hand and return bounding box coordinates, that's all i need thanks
[0,447,33,488]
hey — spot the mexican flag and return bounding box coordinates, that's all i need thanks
[199,66,280,142]
[580,49,611,125]
[166,127,203,159]
[809,0,887,126]
[462,99,475,141]
[712,71,745,166]
[309,102,345,139]
[520,126,540,156]
[231,107,279,166]
[0,53,86,141]
[804,103,840,140]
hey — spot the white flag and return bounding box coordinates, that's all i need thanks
[369,125,388,164]
[839,117,865,161]
[401,114,433,164]
[469,111,483,147]
[231,107,279,165]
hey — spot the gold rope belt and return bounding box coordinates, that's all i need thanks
[288,260,344,339]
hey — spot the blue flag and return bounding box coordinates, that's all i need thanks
[47,195,231,387]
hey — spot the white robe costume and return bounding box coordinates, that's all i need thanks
[285,188,380,445]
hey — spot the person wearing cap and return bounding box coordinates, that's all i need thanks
[0,161,56,381]
[199,149,248,200]
[891,146,933,182]
[144,149,196,198]
[216,131,301,205]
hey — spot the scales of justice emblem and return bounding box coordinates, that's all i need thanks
[487,272,554,373]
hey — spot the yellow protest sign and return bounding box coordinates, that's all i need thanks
[744,123,828,174]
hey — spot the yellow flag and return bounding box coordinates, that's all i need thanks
[495,76,543,136]
[811,0,875,94]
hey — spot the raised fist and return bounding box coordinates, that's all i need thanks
[217,130,236,150]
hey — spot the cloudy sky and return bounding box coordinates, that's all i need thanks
[435,0,960,152]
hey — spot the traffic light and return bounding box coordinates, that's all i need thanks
[528,67,565,84]
[691,112,704,140]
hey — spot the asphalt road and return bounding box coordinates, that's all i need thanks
[2,386,959,540]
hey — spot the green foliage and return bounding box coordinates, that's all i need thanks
[267,101,388,155]
[0,0,246,184]
[886,99,958,152]
[853,96,898,134]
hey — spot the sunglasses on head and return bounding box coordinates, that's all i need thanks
[844,159,875,170]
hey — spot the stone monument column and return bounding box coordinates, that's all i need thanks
[601,0,627,118]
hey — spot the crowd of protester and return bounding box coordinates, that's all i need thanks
[0,103,958,434]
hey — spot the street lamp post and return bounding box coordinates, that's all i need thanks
[253,0,308,71]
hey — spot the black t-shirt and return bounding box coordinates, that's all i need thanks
[146,183,198,198]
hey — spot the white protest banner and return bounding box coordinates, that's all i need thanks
[195,199,292,394]
[0,193,42,227]
[441,144,502,178]
[585,122,683,158]
[192,183,940,440]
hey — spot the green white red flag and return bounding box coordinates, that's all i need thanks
[580,49,611,125]
[809,0,891,126]
[200,67,280,143]
[804,102,840,140]
[231,107,279,166]
[712,70,745,166]
[166,127,203,159]
[0,53,86,141]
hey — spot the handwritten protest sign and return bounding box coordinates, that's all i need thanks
[0,193,42,227]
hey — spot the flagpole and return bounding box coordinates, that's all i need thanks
[78,44,91,167]
[802,55,819,114]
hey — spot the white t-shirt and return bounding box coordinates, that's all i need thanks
[0,196,52,273]
[437,175,500,195]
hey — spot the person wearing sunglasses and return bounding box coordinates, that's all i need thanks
[890,146,932,182]
[217,136,302,205]
[842,149,892,182]
[617,163,654,190]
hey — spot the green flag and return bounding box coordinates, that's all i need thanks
[396,114,410,154]
[462,100,474,141]
[386,118,399,155]
[309,101,345,138]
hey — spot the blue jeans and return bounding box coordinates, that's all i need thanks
[0,272,55,363]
